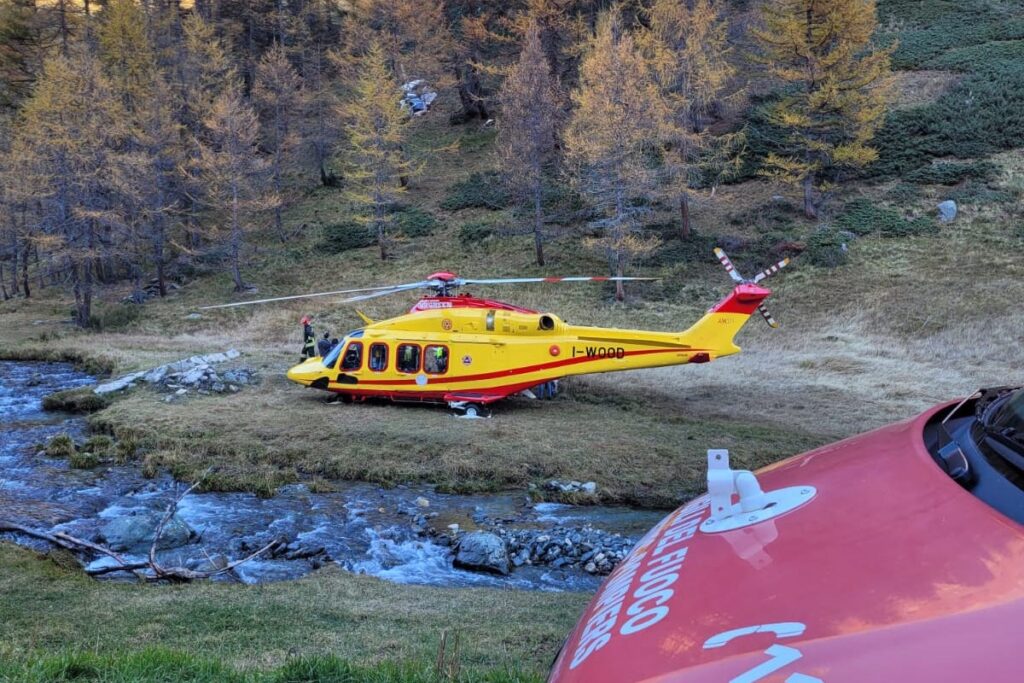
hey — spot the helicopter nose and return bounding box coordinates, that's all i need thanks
[286,360,322,387]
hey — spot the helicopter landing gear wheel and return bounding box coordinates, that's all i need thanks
[460,403,491,418]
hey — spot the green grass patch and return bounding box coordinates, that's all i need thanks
[68,450,99,469]
[923,39,1024,72]
[0,649,542,682]
[441,172,511,211]
[41,386,110,414]
[0,543,585,678]
[44,433,77,458]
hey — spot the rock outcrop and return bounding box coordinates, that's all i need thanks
[93,350,255,397]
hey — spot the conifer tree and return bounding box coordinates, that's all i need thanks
[565,12,670,301]
[194,88,276,291]
[643,0,737,238]
[15,49,127,325]
[752,0,893,219]
[254,44,302,241]
[341,41,415,261]
[499,18,560,266]
[98,0,157,114]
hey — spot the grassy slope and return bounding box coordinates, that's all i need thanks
[0,544,584,680]
[2,1,1024,678]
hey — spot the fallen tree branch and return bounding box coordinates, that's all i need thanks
[2,476,284,583]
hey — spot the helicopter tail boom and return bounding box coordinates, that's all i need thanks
[678,283,772,357]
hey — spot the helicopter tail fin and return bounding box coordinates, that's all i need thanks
[679,284,772,357]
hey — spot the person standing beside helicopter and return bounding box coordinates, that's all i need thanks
[300,315,316,361]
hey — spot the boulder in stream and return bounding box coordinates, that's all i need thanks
[99,511,194,552]
[453,531,510,575]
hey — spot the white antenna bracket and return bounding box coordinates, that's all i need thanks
[701,449,816,534]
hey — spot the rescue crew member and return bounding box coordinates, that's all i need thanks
[317,332,332,357]
[301,315,316,361]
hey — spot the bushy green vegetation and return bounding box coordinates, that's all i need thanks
[871,61,1024,178]
[923,40,1024,72]
[458,221,500,245]
[804,227,850,268]
[904,161,997,186]
[834,198,936,238]
[68,450,99,469]
[441,172,511,211]
[394,206,440,238]
[318,221,376,253]
[41,387,111,413]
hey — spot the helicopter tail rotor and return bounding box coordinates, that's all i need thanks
[713,247,793,328]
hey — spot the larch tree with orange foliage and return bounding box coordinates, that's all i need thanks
[254,44,303,242]
[499,18,560,266]
[643,0,737,239]
[565,12,672,302]
[341,41,416,261]
[752,0,893,219]
[194,88,276,292]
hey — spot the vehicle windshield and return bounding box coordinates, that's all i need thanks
[990,388,1024,437]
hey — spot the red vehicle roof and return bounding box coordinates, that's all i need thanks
[548,405,1024,682]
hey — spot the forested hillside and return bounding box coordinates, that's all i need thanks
[3,0,1019,323]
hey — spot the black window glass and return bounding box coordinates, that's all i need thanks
[397,344,420,373]
[341,342,363,371]
[369,344,388,372]
[424,345,448,374]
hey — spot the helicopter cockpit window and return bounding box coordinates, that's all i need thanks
[424,345,449,374]
[322,343,343,370]
[341,342,363,371]
[397,344,421,373]
[369,343,388,372]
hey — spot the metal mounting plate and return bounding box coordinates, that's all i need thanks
[699,486,817,534]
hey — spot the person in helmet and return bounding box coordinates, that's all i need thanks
[300,315,316,361]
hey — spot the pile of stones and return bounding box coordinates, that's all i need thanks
[92,350,257,398]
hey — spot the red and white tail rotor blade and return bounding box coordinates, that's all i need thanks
[758,303,780,329]
[752,257,792,284]
[713,247,745,284]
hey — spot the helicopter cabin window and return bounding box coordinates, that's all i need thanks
[368,343,388,372]
[397,344,421,373]
[424,345,449,374]
[341,342,363,371]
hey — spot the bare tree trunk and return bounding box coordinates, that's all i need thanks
[802,175,818,220]
[230,184,245,291]
[614,253,624,302]
[20,241,30,298]
[453,62,489,123]
[0,261,7,299]
[679,190,691,240]
[7,232,18,296]
[533,183,545,266]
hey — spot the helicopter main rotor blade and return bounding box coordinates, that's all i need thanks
[752,257,792,284]
[713,247,746,284]
[199,283,432,310]
[757,303,780,329]
[456,276,658,286]
[338,281,440,303]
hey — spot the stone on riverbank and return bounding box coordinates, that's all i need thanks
[99,511,194,552]
[453,531,510,575]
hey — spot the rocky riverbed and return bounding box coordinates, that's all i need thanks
[1,360,667,591]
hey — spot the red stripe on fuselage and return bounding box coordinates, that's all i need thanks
[351,347,703,387]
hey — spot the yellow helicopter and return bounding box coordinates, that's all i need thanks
[203,248,789,416]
